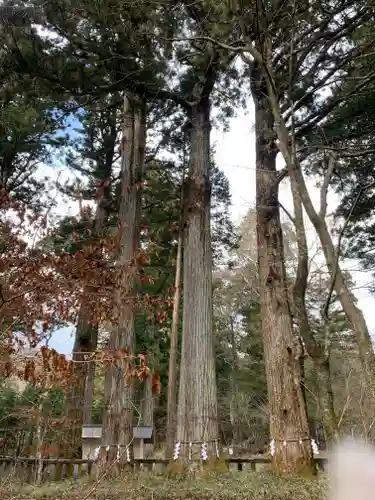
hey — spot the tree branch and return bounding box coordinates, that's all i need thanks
[157,35,264,66]
[319,154,336,220]
[321,179,375,322]
[294,67,375,138]
[278,202,295,224]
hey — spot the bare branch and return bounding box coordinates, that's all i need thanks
[155,35,264,65]
[297,144,375,158]
[319,154,336,220]
[321,179,375,322]
[278,201,295,224]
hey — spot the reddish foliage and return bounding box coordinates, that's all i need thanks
[152,373,161,395]
[0,187,171,391]
[0,346,75,389]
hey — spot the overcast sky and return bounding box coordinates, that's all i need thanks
[47,98,375,354]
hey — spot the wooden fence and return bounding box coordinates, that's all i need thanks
[0,455,328,484]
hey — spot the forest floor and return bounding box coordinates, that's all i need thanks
[1,471,325,500]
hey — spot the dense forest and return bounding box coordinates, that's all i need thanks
[0,0,375,479]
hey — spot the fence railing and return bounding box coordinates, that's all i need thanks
[0,456,328,483]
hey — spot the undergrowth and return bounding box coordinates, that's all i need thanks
[1,471,327,500]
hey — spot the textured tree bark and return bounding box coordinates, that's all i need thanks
[99,94,146,472]
[315,359,338,444]
[166,227,183,459]
[254,76,314,475]
[175,97,220,467]
[289,166,339,445]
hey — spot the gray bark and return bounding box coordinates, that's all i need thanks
[289,169,339,445]
[99,94,146,471]
[253,71,314,474]
[176,97,219,463]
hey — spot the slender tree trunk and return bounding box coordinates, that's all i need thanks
[295,165,375,387]
[83,327,98,424]
[266,85,375,391]
[166,216,183,458]
[229,315,240,453]
[141,351,154,459]
[176,97,219,466]
[289,166,339,445]
[253,74,313,475]
[315,359,338,444]
[34,398,45,485]
[99,94,146,471]
[64,320,98,458]
[142,369,154,429]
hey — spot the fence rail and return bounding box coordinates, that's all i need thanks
[0,455,328,483]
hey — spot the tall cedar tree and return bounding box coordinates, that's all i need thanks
[99,94,146,469]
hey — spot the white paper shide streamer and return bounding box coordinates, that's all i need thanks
[201,442,208,461]
[311,439,319,455]
[215,440,219,458]
[173,441,181,460]
[270,438,319,457]
[270,439,276,457]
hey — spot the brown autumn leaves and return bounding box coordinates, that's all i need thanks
[0,187,163,393]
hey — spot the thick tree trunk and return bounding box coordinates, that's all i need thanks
[175,97,219,466]
[254,82,314,475]
[289,170,339,445]
[166,228,183,459]
[99,94,146,471]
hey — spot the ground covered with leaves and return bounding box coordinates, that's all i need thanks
[2,472,326,500]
